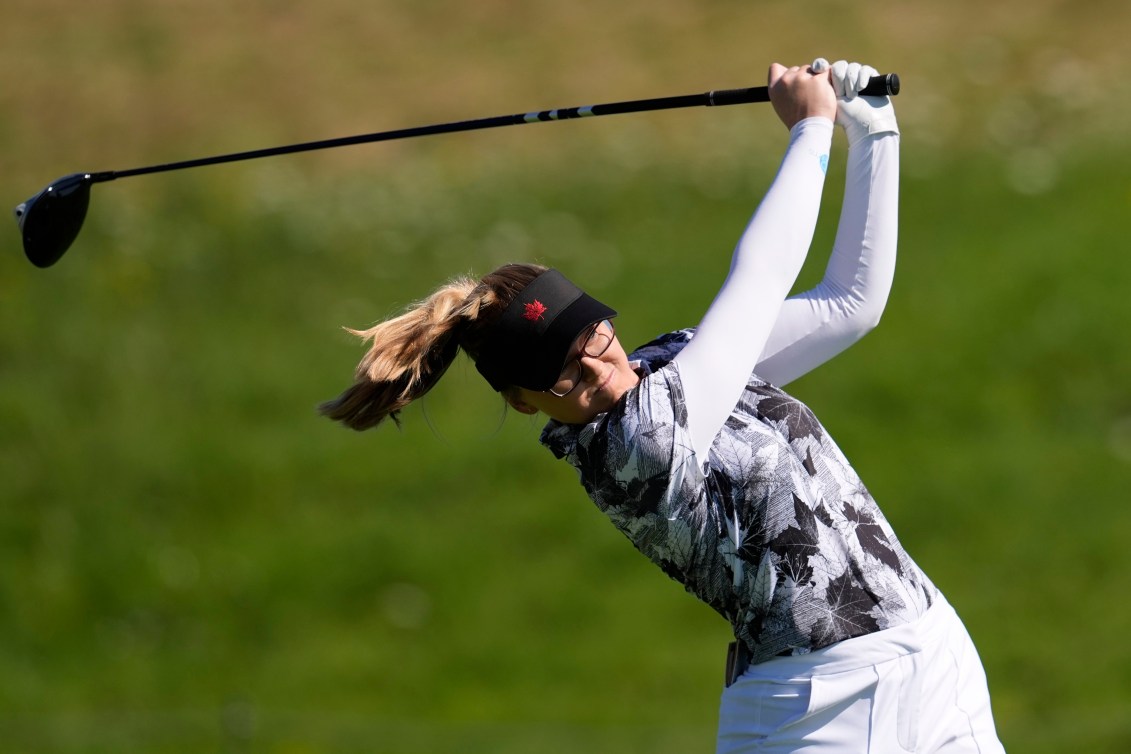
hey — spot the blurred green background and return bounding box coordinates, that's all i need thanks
[3,1,1130,751]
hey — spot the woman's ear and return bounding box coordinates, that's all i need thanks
[504,391,540,416]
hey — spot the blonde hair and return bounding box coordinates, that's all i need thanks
[319,263,547,430]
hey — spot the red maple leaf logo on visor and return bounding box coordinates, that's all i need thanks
[522,300,548,322]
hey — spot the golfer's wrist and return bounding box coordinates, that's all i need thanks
[790,116,834,132]
[789,117,835,146]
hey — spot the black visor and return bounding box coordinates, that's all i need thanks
[475,269,617,392]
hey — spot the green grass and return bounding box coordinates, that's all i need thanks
[3,2,1131,751]
[4,146,1131,752]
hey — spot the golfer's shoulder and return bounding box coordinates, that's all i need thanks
[628,328,695,371]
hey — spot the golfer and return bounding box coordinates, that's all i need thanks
[322,60,1006,752]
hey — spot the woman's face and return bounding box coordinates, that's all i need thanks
[506,323,640,425]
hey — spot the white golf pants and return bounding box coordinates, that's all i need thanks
[716,594,1005,753]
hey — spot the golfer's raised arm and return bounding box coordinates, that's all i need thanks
[673,63,836,458]
[749,61,902,387]
[754,131,899,387]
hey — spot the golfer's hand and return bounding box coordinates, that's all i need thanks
[817,58,900,146]
[768,62,837,130]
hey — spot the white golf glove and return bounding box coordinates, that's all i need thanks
[812,58,899,146]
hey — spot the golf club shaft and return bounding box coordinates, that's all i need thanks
[93,74,899,183]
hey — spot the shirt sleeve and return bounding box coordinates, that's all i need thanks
[753,131,900,386]
[673,117,834,458]
[558,360,716,580]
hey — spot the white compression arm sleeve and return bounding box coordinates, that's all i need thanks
[754,130,900,387]
[673,117,834,458]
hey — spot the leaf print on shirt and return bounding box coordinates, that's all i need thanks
[802,447,817,477]
[652,516,697,575]
[748,386,824,444]
[638,421,677,470]
[841,501,904,574]
[623,472,670,516]
[735,504,774,565]
[600,412,634,473]
[768,493,820,587]
[811,569,882,646]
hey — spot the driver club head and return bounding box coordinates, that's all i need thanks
[15,173,94,268]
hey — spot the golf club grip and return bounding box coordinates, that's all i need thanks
[708,72,901,106]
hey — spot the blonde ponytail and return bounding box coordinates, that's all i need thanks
[320,263,546,430]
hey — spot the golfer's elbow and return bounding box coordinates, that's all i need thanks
[852,298,886,335]
[830,289,888,344]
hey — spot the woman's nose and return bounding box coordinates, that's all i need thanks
[578,355,603,381]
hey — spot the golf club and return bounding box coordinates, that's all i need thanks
[14,73,899,269]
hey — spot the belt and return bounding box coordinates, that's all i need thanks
[724,640,752,687]
[726,641,796,686]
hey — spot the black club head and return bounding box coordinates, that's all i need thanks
[15,173,94,268]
